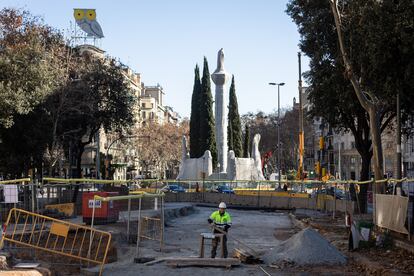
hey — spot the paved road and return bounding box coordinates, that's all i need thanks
[97,206,293,276]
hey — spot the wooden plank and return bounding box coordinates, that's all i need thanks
[233,248,249,262]
[233,248,263,264]
[144,257,177,266]
[166,257,240,268]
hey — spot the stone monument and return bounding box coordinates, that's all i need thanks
[177,49,264,181]
[211,48,229,172]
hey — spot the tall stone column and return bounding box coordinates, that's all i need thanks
[211,48,229,173]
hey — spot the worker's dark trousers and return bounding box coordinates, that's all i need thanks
[211,235,227,258]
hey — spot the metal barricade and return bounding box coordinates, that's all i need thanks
[1,208,112,275]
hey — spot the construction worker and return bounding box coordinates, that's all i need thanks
[207,202,232,258]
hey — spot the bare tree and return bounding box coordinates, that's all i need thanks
[330,0,384,193]
[134,121,189,179]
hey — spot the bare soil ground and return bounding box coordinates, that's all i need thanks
[294,209,414,275]
[4,205,414,275]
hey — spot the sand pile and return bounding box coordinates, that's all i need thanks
[263,228,346,265]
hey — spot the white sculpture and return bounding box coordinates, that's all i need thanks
[252,134,261,163]
[215,48,225,72]
[252,134,265,179]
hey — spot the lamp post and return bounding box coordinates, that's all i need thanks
[396,92,402,182]
[269,82,285,187]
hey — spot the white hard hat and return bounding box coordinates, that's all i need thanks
[219,202,226,209]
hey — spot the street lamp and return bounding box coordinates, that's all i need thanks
[269,82,285,187]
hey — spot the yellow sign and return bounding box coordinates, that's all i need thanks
[50,222,69,238]
[45,203,75,217]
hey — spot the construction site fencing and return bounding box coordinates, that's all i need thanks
[161,181,355,215]
[0,208,112,275]
[91,192,165,260]
[1,177,413,239]
[151,178,414,239]
[0,178,32,222]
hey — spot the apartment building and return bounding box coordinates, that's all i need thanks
[302,87,412,180]
[72,45,180,180]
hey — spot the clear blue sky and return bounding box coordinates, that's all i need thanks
[2,0,309,118]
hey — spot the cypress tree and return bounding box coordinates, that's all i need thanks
[243,124,250,158]
[227,75,243,157]
[228,126,234,151]
[189,64,201,158]
[199,57,217,166]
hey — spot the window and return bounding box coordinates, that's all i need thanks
[141,103,146,108]
[351,157,356,164]
[341,142,344,150]
[142,112,146,119]
[351,142,355,149]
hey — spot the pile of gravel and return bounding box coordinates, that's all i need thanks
[263,227,346,265]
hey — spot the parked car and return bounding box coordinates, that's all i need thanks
[164,184,186,193]
[311,188,344,199]
[216,184,235,194]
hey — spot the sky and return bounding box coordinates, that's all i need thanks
[1,0,309,118]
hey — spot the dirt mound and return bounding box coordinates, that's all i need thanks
[263,227,346,265]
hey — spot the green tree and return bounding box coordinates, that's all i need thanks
[228,126,234,152]
[0,8,137,186]
[50,56,137,202]
[59,57,136,180]
[286,0,414,210]
[199,57,217,166]
[0,8,68,177]
[243,124,250,158]
[0,107,52,177]
[227,76,243,157]
[189,64,201,158]
[0,8,66,128]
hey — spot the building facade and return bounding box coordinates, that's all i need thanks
[302,87,412,180]
[73,45,180,180]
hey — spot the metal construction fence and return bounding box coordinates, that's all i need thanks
[1,177,413,238]
[1,208,112,275]
[92,193,165,259]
